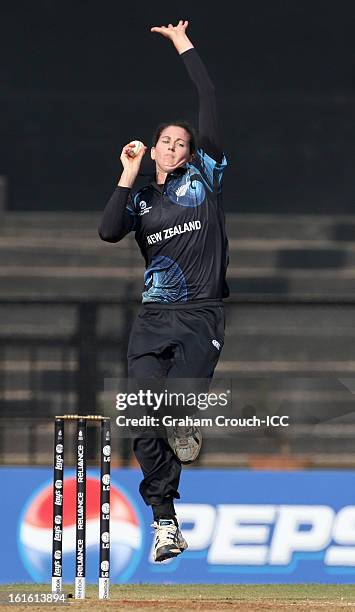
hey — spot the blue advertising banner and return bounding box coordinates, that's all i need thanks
[1,467,355,584]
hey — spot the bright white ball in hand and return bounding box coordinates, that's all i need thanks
[128,140,144,157]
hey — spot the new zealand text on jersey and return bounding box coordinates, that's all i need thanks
[146,220,202,245]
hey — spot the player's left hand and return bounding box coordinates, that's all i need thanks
[151,20,193,54]
[151,20,188,39]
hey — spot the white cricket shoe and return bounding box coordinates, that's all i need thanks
[152,519,188,562]
[168,425,202,464]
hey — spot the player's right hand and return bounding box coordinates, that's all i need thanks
[120,142,147,172]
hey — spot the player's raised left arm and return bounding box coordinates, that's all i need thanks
[151,20,224,163]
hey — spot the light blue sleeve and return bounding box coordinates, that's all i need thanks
[192,148,227,193]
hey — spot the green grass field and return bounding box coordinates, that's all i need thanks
[1,584,355,611]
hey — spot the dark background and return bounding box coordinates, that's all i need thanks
[1,0,355,212]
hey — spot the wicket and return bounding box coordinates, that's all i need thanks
[51,414,111,600]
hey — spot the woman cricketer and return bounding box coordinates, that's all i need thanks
[99,20,229,562]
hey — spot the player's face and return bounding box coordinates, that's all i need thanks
[151,126,192,173]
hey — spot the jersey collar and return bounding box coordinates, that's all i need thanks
[149,165,188,190]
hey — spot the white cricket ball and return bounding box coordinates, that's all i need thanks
[128,140,144,157]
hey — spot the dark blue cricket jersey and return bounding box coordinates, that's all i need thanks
[99,48,230,304]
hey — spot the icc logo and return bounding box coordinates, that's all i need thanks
[138,201,151,216]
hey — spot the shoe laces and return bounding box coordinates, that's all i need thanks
[173,425,194,447]
[151,520,177,541]
[174,425,194,436]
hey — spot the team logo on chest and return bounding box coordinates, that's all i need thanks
[175,183,190,198]
[167,172,206,207]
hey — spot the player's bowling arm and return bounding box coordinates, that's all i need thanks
[98,142,146,242]
[118,168,138,189]
[98,187,136,243]
[118,142,147,186]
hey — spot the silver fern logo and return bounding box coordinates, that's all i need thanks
[212,339,221,351]
[175,182,190,198]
